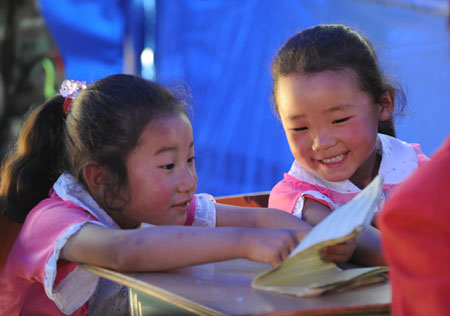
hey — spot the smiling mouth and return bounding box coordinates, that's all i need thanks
[320,152,347,164]
[173,199,192,208]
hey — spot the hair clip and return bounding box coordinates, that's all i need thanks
[59,80,87,115]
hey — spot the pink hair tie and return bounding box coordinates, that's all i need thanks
[59,80,87,115]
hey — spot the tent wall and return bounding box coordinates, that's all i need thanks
[39,0,450,196]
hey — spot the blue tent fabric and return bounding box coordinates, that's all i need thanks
[38,0,128,82]
[156,0,312,196]
[39,0,449,196]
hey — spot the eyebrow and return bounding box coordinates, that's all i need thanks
[323,104,354,113]
[285,104,354,121]
[285,113,306,121]
[154,141,194,155]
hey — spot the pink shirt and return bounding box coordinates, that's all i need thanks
[0,173,217,316]
[269,134,429,219]
[0,193,98,315]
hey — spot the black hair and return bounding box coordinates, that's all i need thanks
[0,74,187,222]
[271,24,405,137]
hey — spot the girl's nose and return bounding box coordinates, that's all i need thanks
[178,167,197,192]
[312,130,336,152]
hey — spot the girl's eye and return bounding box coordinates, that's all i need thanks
[292,126,308,132]
[161,163,175,170]
[188,156,196,164]
[333,117,351,124]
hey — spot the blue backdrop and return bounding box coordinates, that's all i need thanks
[39,0,450,196]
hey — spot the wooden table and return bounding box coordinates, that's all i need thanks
[80,259,390,316]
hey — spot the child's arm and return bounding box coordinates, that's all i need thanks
[60,224,304,272]
[215,203,312,231]
[303,198,386,266]
[215,203,354,263]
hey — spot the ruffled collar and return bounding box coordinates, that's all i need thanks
[53,172,120,229]
[288,134,419,194]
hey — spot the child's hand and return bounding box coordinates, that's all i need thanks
[238,229,307,267]
[321,238,356,263]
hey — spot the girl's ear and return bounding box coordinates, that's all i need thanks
[378,90,395,122]
[83,162,107,197]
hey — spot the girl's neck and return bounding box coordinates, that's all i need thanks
[349,146,382,189]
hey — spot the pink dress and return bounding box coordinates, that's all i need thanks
[269,134,429,219]
[0,173,216,316]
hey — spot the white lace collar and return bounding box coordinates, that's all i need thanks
[53,172,120,229]
[288,134,419,194]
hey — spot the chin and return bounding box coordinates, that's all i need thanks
[172,215,187,226]
[320,173,351,183]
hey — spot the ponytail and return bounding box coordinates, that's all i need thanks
[0,95,66,223]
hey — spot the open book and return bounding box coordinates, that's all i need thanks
[252,175,388,297]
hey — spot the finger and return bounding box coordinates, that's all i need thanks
[322,245,353,262]
[283,230,306,255]
[285,231,300,253]
[279,240,292,261]
[294,231,308,244]
[269,252,284,267]
[324,243,353,255]
[343,238,356,247]
[321,250,347,263]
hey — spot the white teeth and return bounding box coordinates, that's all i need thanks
[321,154,345,164]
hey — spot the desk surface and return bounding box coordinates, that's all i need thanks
[80,259,390,316]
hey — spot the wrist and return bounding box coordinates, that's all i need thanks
[232,227,254,260]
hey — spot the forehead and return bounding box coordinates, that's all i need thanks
[275,70,369,118]
[137,113,193,150]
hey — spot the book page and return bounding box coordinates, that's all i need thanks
[289,175,383,257]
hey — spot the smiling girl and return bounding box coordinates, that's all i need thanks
[268,24,429,266]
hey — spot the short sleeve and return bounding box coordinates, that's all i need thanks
[193,193,216,227]
[292,191,335,219]
[184,194,216,227]
[16,197,105,314]
[269,174,337,216]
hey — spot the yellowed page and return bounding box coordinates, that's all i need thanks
[252,175,387,296]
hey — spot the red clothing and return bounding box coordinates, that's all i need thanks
[379,137,450,316]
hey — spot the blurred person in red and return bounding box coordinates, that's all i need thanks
[378,5,450,315]
[379,137,450,315]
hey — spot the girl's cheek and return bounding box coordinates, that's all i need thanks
[290,134,308,151]
[193,174,199,190]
